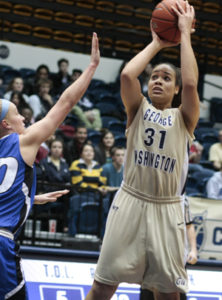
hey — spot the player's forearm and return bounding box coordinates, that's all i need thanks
[180,32,198,88]
[60,63,97,109]
[187,224,197,251]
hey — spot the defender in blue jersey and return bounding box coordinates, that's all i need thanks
[0,33,100,299]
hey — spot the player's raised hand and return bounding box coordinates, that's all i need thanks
[172,0,195,35]
[34,189,70,205]
[90,32,100,68]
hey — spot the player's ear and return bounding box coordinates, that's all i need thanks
[174,85,180,95]
[1,119,10,129]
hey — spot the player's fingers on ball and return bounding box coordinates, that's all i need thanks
[176,1,183,12]
[171,6,179,15]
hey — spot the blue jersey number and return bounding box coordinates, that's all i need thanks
[144,128,166,149]
[0,157,18,193]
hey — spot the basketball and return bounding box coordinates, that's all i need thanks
[151,0,194,43]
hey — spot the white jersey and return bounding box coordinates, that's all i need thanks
[124,97,193,197]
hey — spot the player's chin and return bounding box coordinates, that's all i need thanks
[150,93,164,101]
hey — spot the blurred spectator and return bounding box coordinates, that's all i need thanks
[4,77,29,103]
[71,68,82,82]
[40,138,71,187]
[24,64,50,95]
[68,143,107,236]
[188,140,204,173]
[10,91,31,114]
[39,138,71,232]
[29,78,54,120]
[206,170,222,199]
[52,58,71,96]
[189,140,203,163]
[209,130,222,170]
[102,146,125,193]
[20,107,34,128]
[69,143,106,189]
[71,105,102,131]
[35,134,55,164]
[94,129,115,165]
[63,125,89,165]
[70,68,93,110]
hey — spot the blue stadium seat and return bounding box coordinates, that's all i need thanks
[210,97,222,123]
[194,127,218,143]
[102,116,120,128]
[68,191,102,236]
[95,102,117,116]
[115,135,126,147]
[64,113,79,127]
[19,67,36,79]
[88,130,102,145]
[108,120,126,136]
[78,202,100,235]
[3,68,21,84]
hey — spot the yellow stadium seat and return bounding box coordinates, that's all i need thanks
[53,30,73,42]
[34,8,53,20]
[115,40,132,52]
[95,19,114,29]
[132,43,145,54]
[12,23,32,35]
[73,33,91,45]
[13,4,33,16]
[196,53,205,64]
[75,15,94,27]
[191,35,201,47]
[33,26,53,39]
[114,22,133,32]
[116,4,134,16]
[188,0,202,10]
[96,1,115,12]
[162,48,179,60]
[140,0,153,3]
[0,20,11,32]
[73,33,85,45]
[135,7,152,19]
[201,37,218,49]
[54,11,74,23]
[0,1,12,13]
[203,2,220,13]
[202,21,219,32]
[207,54,217,65]
[76,0,95,9]
[56,0,74,5]
[101,37,113,49]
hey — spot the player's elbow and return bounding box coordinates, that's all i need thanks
[120,70,133,86]
[183,79,198,90]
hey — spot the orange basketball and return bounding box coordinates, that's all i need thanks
[151,0,195,43]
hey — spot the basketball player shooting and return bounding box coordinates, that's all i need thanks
[0,32,100,299]
[85,1,199,300]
